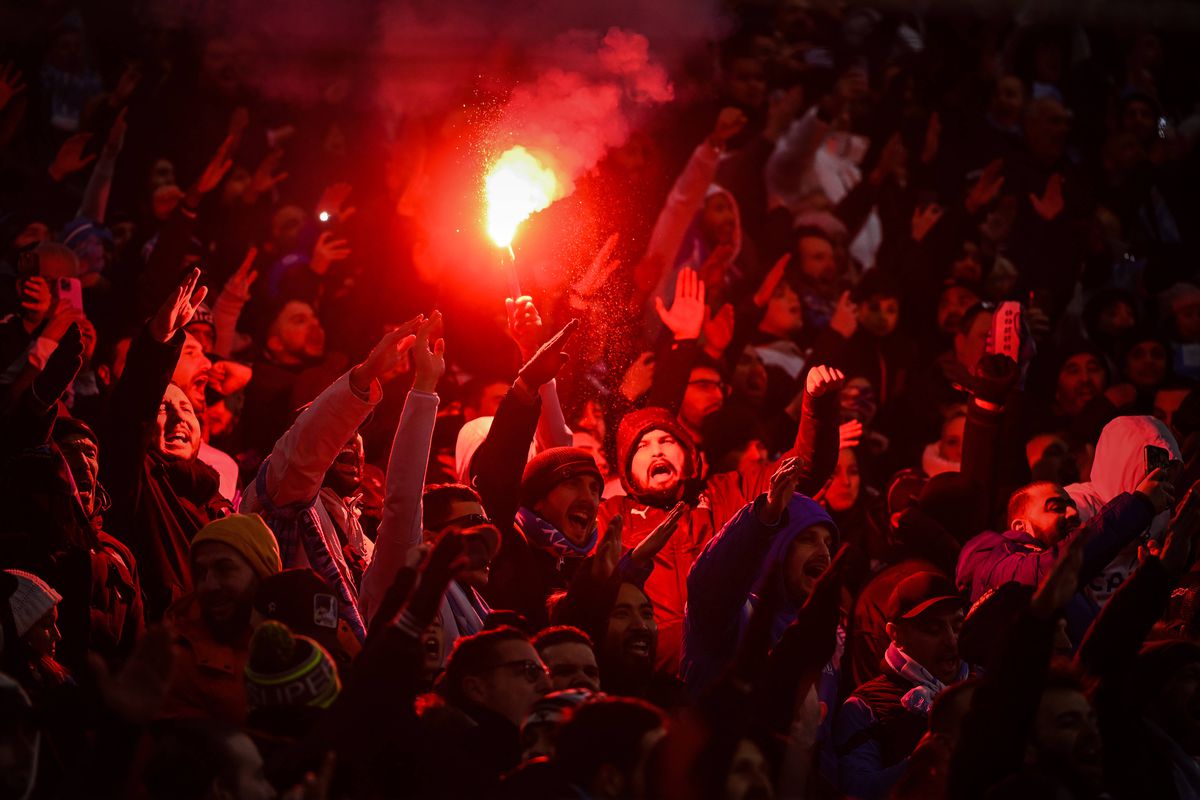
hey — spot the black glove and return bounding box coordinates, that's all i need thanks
[516,318,579,389]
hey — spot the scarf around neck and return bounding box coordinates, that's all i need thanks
[884,641,968,716]
[516,506,597,559]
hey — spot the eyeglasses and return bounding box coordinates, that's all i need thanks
[441,513,493,530]
[485,659,548,684]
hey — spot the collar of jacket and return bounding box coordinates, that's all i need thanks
[1000,528,1047,551]
[166,594,251,676]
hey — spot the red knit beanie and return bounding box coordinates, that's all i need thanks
[520,447,602,507]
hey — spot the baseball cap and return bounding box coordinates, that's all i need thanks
[887,572,963,623]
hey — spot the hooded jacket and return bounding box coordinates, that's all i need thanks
[650,182,745,316]
[682,492,838,694]
[597,407,703,673]
[1065,415,1179,605]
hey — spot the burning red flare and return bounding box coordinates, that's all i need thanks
[484,146,559,249]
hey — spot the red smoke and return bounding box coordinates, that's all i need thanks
[490,28,674,201]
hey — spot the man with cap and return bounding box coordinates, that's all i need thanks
[482,444,605,627]
[834,571,968,800]
[160,513,282,725]
[470,318,605,627]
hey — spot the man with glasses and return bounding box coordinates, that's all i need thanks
[422,626,551,792]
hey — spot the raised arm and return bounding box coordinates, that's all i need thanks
[785,366,844,496]
[634,109,746,295]
[472,318,578,529]
[254,321,419,509]
[77,107,125,224]
[104,270,206,504]
[211,247,257,358]
[359,313,445,626]
[506,296,572,450]
[686,459,804,660]
[138,133,235,319]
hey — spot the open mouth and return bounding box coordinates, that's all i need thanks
[165,429,191,446]
[625,632,652,658]
[803,559,829,578]
[648,460,675,481]
[566,509,592,529]
[422,636,440,658]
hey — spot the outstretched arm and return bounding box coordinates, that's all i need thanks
[634,109,746,296]
[506,296,572,450]
[785,366,844,496]
[359,314,445,626]
[256,320,420,508]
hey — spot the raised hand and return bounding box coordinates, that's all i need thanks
[19,274,51,322]
[42,302,86,343]
[412,311,446,393]
[806,365,846,398]
[48,133,96,181]
[505,295,544,361]
[702,303,736,359]
[620,351,655,401]
[573,232,622,300]
[966,158,1006,214]
[1136,467,1177,515]
[1161,481,1200,576]
[839,419,863,450]
[754,254,791,308]
[223,246,259,301]
[654,267,706,341]
[1029,173,1065,221]
[760,456,806,525]
[593,515,624,579]
[317,181,356,222]
[517,317,579,390]
[111,62,141,107]
[632,501,689,568]
[911,203,944,243]
[149,268,208,343]
[829,291,858,339]
[709,107,749,148]
[192,134,235,197]
[351,317,422,392]
[246,148,288,200]
[311,231,351,276]
[0,62,26,111]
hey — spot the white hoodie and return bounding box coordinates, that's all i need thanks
[1065,415,1180,606]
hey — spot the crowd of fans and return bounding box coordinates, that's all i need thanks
[4,0,1200,798]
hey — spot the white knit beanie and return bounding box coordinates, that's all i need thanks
[5,570,62,637]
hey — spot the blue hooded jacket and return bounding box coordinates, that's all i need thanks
[681,492,837,694]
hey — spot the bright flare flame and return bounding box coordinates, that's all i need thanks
[485,146,558,249]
